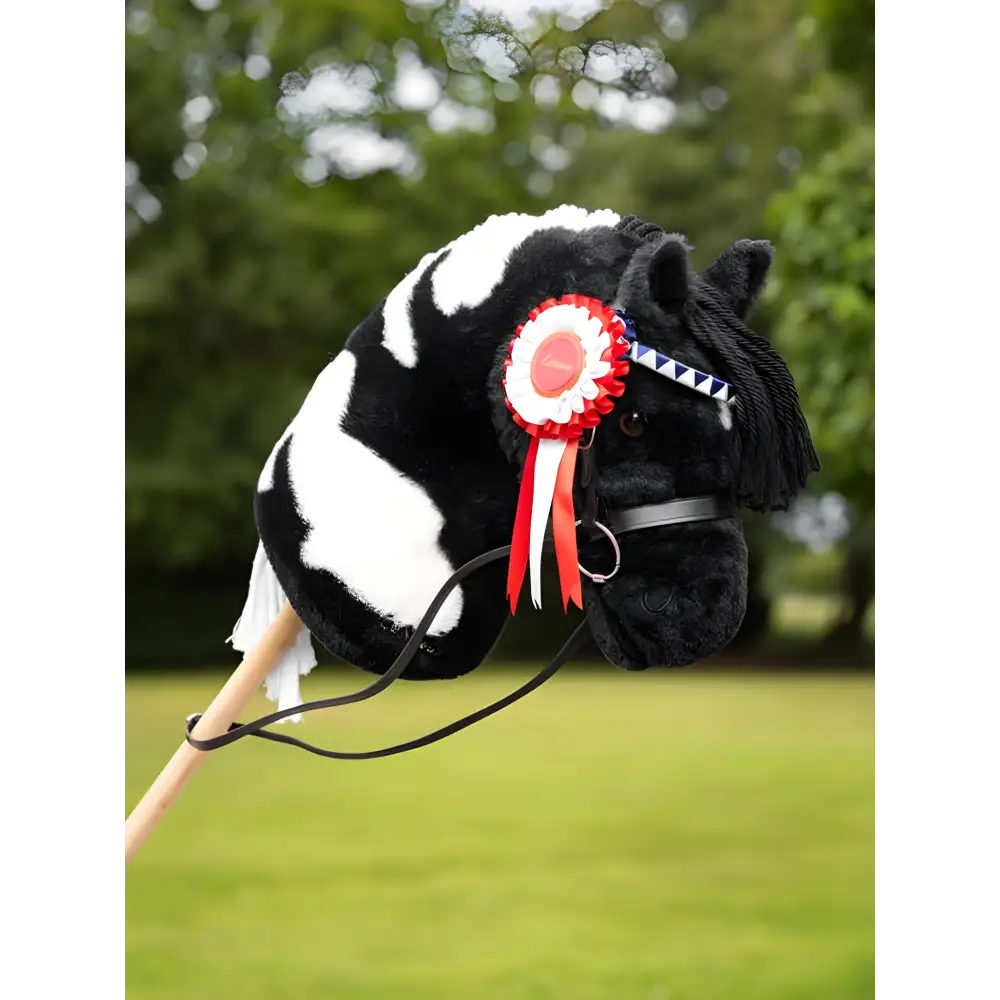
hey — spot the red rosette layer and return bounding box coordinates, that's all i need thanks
[501,295,631,616]
[502,294,630,441]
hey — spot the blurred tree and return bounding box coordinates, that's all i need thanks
[554,0,817,648]
[763,0,874,648]
[126,0,863,663]
[127,0,537,571]
[559,0,816,267]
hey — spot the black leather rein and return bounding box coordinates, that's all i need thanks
[185,496,731,760]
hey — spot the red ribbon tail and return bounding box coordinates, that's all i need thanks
[507,437,539,614]
[552,438,582,611]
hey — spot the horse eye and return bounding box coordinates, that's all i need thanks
[618,411,646,438]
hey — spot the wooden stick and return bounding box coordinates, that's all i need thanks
[125,601,303,865]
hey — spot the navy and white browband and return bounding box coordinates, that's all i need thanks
[616,311,736,405]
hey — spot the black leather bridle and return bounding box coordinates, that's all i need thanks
[184,297,744,761]
[185,494,731,760]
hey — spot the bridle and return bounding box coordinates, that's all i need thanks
[186,310,736,760]
[185,493,731,760]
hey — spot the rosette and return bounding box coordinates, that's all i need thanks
[502,295,630,613]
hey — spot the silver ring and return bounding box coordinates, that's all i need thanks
[575,519,621,584]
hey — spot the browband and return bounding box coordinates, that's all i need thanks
[616,311,737,404]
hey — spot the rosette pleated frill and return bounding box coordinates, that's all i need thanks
[502,295,631,612]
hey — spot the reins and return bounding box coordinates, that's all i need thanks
[185,496,730,761]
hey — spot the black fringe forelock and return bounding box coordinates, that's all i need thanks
[618,215,817,509]
[686,277,819,511]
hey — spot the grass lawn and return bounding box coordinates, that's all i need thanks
[126,667,873,1000]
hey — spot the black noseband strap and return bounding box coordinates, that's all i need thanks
[609,496,732,535]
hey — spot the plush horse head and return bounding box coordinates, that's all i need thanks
[235,205,817,709]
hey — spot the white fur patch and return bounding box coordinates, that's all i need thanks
[284,350,463,635]
[382,249,443,368]
[258,426,294,492]
[717,400,733,431]
[432,205,620,315]
[381,204,620,369]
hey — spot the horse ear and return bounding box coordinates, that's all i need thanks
[646,237,691,312]
[703,239,774,319]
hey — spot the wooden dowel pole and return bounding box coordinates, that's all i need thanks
[125,601,303,866]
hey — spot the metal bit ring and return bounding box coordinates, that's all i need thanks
[575,519,621,584]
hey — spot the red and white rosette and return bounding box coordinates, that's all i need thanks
[502,294,630,613]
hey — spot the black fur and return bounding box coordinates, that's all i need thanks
[571,225,751,669]
[646,237,691,311]
[703,239,774,320]
[255,211,816,678]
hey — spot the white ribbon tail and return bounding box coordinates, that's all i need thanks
[528,437,568,609]
[228,542,317,722]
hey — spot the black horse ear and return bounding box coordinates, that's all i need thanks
[703,239,774,319]
[647,237,691,313]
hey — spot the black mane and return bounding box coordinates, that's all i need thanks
[616,214,819,511]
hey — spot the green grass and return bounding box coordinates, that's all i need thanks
[126,668,873,1000]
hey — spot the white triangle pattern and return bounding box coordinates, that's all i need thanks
[621,334,735,405]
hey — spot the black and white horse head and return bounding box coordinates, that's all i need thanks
[249,205,817,691]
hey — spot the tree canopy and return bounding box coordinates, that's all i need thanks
[127,0,823,570]
[764,0,875,517]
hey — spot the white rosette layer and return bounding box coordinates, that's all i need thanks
[504,302,616,607]
[504,304,613,428]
